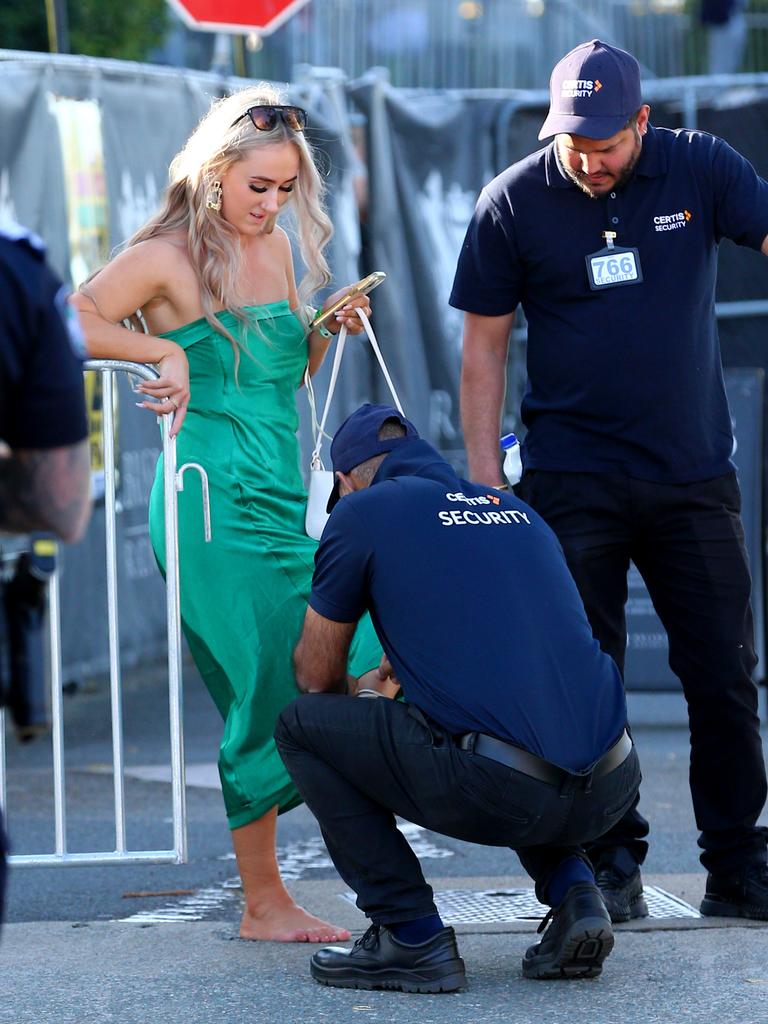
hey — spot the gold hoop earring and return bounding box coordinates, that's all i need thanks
[206,180,223,212]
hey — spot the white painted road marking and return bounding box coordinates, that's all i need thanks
[115,822,454,923]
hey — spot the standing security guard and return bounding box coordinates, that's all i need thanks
[0,223,91,927]
[451,40,768,922]
[276,404,640,991]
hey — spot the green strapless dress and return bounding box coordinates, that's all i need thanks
[148,301,381,828]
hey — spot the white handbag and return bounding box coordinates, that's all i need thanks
[304,308,405,540]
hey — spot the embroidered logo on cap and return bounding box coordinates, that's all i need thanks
[560,79,603,98]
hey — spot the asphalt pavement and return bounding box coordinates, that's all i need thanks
[1,661,767,1024]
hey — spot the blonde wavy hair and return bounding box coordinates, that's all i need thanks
[123,83,333,361]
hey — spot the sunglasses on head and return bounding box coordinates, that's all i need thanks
[230,105,308,132]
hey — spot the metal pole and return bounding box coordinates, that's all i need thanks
[233,34,247,78]
[44,0,57,52]
[684,84,698,131]
[715,300,768,319]
[54,0,69,54]
[101,369,127,854]
[45,0,70,54]
[48,567,67,855]
[163,422,188,863]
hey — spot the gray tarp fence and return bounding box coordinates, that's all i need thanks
[1,53,766,687]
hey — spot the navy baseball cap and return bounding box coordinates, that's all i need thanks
[538,39,643,141]
[326,403,419,512]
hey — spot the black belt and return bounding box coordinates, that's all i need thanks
[458,728,632,787]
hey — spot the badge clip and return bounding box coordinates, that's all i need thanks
[602,231,617,250]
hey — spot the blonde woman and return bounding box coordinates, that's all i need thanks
[73,86,381,942]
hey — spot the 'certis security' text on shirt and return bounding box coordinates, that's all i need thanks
[439,492,532,527]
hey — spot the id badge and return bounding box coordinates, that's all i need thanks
[585,245,643,291]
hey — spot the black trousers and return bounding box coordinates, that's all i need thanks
[275,695,640,924]
[516,469,768,874]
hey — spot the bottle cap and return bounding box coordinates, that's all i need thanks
[500,432,518,450]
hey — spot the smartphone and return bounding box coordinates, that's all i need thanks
[311,271,386,330]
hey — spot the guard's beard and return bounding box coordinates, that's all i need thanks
[558,129,643,199]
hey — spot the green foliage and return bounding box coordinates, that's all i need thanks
[0,5,48,53]
[70,0,169,61]
[0,0,169,61]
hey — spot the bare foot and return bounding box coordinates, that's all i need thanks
[239,898,351,943]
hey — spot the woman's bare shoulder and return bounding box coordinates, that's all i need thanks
[123,236,199,295]
[127,234,189,266]
[78,235,198,325]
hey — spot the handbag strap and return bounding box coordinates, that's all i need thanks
[305,307,404,470]
[353,308,405,416]
[305,324,349,470]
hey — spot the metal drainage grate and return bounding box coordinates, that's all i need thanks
[342,885,700,922]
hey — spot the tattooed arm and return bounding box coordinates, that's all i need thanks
[0,440,91,543]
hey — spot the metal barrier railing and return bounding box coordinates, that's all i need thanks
[278,0,768,90]
[0,360,211,867]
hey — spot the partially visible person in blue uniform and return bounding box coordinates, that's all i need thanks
[1,532,58,742]
[0,223,91,929]
[275,404,640,992]
[451,39,768,923]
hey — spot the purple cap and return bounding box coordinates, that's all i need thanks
[538,39,642,141]
[326,403,420,512]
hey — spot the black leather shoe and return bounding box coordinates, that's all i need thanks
[310,924,467,993]
[700,862,768,920]
[595,864,649,923]
[523,883,614,980]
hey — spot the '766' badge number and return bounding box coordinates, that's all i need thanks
[586,246,643,290]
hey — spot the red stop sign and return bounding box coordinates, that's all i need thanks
[168,0,311,35]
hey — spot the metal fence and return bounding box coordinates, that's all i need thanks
[243,0,768,89]
[0,361,211,867]
[0,53,766,707]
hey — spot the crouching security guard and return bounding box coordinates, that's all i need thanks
[275,404,640,992]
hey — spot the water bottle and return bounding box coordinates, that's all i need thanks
[500,432,522,487]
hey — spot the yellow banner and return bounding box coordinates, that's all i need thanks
[49,95,116,501]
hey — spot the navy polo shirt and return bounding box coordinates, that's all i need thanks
[450,125,768,483]
[309,439,627,772]
[0,230,87,449]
